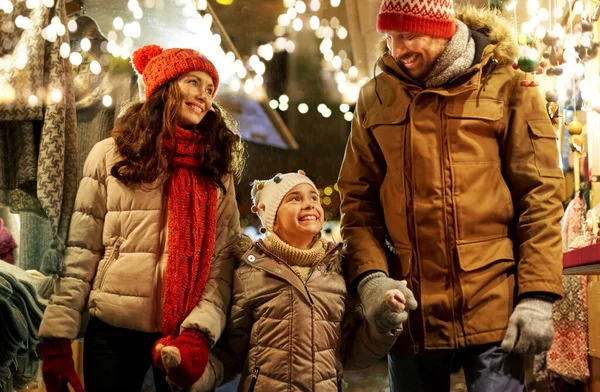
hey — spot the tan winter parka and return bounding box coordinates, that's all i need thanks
[218,239,398,392]
[338,7,564,353]
[39,137,241,345]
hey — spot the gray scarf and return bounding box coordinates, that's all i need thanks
[425,20,476,88]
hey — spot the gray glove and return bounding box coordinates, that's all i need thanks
[501,298,554,354]
[357,272,418,333]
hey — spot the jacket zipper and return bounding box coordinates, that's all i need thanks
[248,366,260,392]
[440,102,460,347]
[97,237,124,289]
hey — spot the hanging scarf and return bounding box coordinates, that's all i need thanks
[424,20,476,88]
[161,127,218,336]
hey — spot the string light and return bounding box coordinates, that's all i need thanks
[102,95,113,107]
[298,103,309,113]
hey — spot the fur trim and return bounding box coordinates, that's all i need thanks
[375,5,517,66]
[455,5,517,65]
[232,235,254,265]
[322,243,343,275]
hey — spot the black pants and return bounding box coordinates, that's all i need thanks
[83,317,172,392]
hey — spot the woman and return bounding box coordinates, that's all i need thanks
[38,45,245,392]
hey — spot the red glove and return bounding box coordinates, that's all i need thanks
[155,330,210,389]
[41,338,84,392]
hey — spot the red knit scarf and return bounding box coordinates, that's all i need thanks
[161,127,218,336]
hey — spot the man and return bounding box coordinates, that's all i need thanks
[337,0,564,391]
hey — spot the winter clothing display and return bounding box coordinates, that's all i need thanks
[358,271,418,333]
[0,261,52,391]
[561,192,587,251]
[501,298,555,354]
[0,218,17,264]
[19,15,138,274]
[338,6,564,354]
[131,45,219,99]
[535,275,590,384]
[0,0,78,275]
[377,0,456,38]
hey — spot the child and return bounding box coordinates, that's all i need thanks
[38,45,244,392]
[191,171,417,391]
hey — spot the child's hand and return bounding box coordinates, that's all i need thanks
[384,288,407,313]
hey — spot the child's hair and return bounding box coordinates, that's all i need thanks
[111,81,246,191]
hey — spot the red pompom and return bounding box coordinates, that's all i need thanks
[131,44,163,74]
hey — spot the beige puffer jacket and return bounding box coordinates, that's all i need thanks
[38,138,241,345]
[215,238,398,392]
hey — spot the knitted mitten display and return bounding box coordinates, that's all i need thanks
[501,298,554,354]
[154,329,210,388]
[41,338,84,392]
[358,272,418,333]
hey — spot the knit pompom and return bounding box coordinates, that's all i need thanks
[131,44,163,74]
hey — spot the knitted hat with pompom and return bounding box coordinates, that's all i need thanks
[250,171,318,233]
[131,45,220,100]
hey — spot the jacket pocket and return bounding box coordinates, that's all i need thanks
[445,99,505,163]
[456,237,515,272]
[363,105,409,170]
[363,104,408,128]
[248,366,260,392]
[526,119,563,178]
[95,236,125,290]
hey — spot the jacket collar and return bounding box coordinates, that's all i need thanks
[240,241,342,305]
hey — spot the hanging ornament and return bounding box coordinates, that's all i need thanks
[514,34,541,87]
[567,117,584,153]
[547,101,561,125]
[592,4,600,22]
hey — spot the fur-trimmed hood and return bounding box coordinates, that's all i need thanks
[377,5,518,66]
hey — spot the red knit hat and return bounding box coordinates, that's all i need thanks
[131,45,220,100]
[377,0,456,39]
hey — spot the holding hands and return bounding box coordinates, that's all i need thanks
[358,272,418,333]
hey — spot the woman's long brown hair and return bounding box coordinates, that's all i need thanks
[110,80,246,191]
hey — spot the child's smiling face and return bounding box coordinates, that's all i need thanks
[273,183,324,249]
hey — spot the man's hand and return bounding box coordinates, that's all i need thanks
[501,298,554,354]
[357,272,418,333]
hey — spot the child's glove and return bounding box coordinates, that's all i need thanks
[153,329,210,389]
[41,338,85,392]
[357,272,418,333]
[501,297,554,354]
